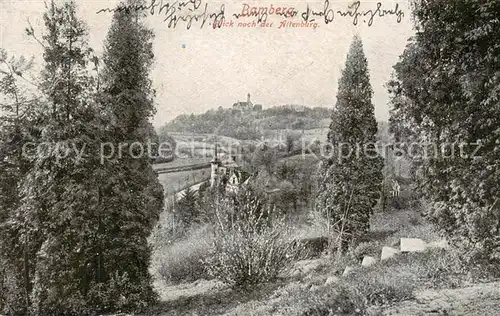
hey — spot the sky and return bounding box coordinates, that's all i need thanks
[0,0,415,127]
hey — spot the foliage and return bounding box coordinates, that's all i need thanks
[155,225,211,284]
[91,0,163,310]
[246,153,318,216]
[316,36,384,251]
[388,0,500,258]
[0,48,40,314]
[204,189,304,288]
[18,1,112,314]
[1,0,163,314]
[277,157,318,207]
[250,142,278,175]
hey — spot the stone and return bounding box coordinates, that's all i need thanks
[325,275,339,285]
[361,256,377,267]
[381,246,400,261]
[309,284,321,292]
[343,265,355,276]
[400,238,427,252]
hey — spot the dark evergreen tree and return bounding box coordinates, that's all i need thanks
[1,0,163,313]
[97,0,164,309]
[13,1,108,313]
[389,0,500,258]
[316,36,383,252]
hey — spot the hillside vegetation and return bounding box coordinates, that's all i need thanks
[159,106,331,140]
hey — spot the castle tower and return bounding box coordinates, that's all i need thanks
[210,140,221,187]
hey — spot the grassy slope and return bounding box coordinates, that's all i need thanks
[146,206,421,315]
[146,202,500,316]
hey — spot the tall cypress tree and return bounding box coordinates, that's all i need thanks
[14,1,108,314]
[316,35,383,252]
[98,0,164,308]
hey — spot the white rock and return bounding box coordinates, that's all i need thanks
[343,265,355,276]
[361,256,377,267]
[381,246,400,261]
[325,275,339,285]
[400,238,427,252]
[309,285,321,292]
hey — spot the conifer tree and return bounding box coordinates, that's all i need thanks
[6,1,111,313]
[98,0,164,308]
[1,0,163,314]
[316,36,383,252]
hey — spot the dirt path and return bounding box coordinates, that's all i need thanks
[381,282,500,316]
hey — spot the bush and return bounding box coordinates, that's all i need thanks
[224,246,500,316]
[299,236,329,259]
[428,200,500,261]
[149,211,188,249]
[155,226,211,284]
[204,191,305,288]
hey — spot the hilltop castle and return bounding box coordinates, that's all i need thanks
[232,93,262,112]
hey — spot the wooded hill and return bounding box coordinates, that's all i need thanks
[158,106,331,140]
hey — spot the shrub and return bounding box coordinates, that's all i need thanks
[149,211,188,250]
[204,191,305,288]
[299,236,329,259]
[155,225,211,284]
[427,200,500,261]
[276,254,415,315]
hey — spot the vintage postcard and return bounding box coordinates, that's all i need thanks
[1,0,499,315]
